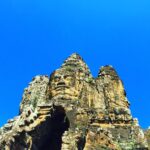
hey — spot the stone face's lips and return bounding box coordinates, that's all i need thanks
[54,85,70,90]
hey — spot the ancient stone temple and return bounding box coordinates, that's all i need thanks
[0,53,149,150]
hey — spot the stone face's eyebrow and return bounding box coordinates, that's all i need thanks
[54,74,61,78]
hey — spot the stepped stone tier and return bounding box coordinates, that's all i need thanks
[0,53,149,150]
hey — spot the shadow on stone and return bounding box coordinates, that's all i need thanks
[41,106,70,150]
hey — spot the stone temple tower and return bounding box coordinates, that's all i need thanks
[0,53,149,150]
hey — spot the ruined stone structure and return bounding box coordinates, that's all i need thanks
[0,53,149,149]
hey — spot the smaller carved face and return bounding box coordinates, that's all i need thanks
[50,70,80,100]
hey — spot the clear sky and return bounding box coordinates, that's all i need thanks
[0,0,150,128]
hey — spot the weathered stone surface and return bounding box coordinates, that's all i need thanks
[20,75,49,113]
[145,129,150,149]
[0,53,149,149]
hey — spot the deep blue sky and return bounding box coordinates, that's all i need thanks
[0,0,150,128]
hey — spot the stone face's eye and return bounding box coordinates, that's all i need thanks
[54,76,61,82]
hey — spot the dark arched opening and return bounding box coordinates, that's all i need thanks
[40,106,70,150]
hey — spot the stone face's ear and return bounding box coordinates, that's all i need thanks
[49,71,56,81]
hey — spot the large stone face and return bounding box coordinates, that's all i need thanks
[0,53,149,150]
[49,69,82,100]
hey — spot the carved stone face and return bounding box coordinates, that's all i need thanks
[50,69,81,100]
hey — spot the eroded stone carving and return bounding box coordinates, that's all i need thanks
[0,53,149,150]
[49,69,82,100]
